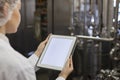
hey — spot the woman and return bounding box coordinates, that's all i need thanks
[0,0,73,80]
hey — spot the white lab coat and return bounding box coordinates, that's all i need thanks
[0,34,65,80]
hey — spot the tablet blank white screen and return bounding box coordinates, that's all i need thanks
[41,38,73,68]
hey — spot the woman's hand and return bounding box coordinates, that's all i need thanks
[59,56,73,79]
[34,34,51,57]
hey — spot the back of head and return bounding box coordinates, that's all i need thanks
[0,0,19,27]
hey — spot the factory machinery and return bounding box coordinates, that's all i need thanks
[45,0,120,80]
[68,0,120,80]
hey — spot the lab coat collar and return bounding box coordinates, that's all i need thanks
[0,33,9,44]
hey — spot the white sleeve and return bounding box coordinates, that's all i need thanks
[28,54,39,71]
[56,77,65,80]
[0,63,36,80]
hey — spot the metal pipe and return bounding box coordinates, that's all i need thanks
[76,35,114,41]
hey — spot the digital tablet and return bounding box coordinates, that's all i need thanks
[37,34,77,71]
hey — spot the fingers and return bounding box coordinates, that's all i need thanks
[35,34,52,57]
[69,56,72,66]
[59,56,73,79]
[65,56,73,69]
[43,33,52,43]
[69,56,73,70]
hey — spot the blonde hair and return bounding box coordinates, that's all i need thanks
[0,0,19,27]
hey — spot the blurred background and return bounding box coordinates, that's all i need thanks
[7,0,120,80]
